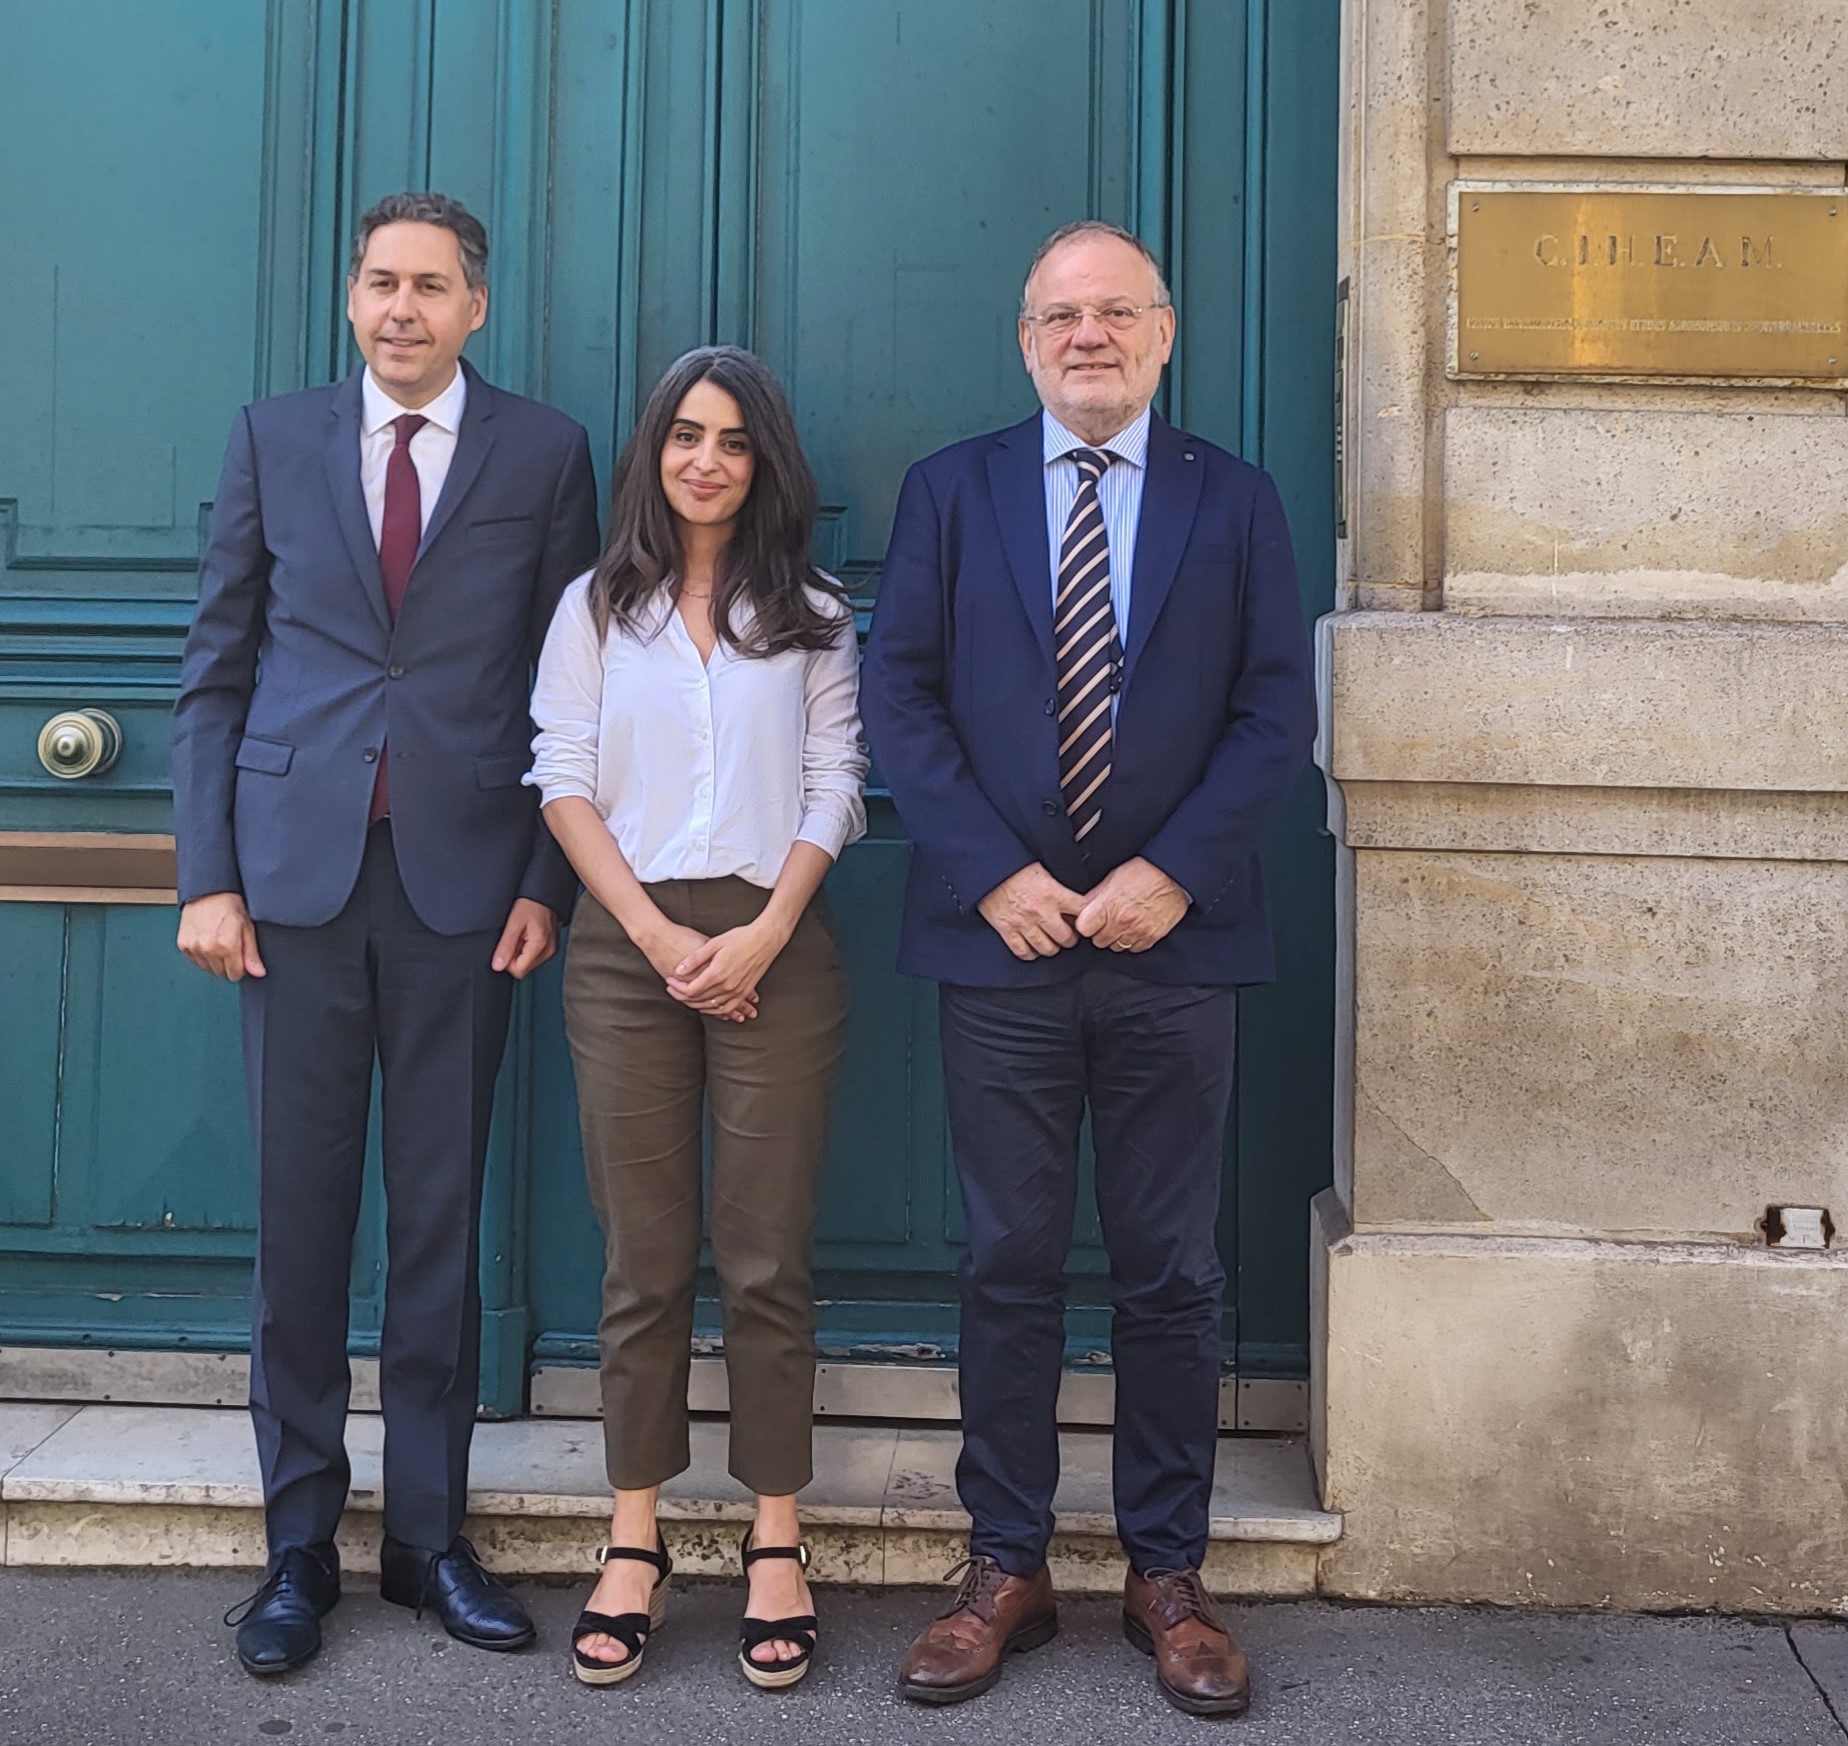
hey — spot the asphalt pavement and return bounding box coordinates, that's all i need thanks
[1,1570,1845,1746]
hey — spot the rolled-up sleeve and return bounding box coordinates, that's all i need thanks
[527,573,603,807]
[793,610,869,860]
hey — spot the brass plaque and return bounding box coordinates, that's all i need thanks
[1454,187,1848,382]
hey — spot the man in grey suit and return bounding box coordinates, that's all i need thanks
[171,192,599,1676]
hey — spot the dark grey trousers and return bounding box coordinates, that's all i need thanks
[241,821,513,1556]
[939,971,1237,1577]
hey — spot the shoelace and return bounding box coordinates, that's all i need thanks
[222,1585,265,1628]
[1143,1566,1218,1632]
[938,1555,1008,1625]
[405,1534,482,1620]
[222,1548,332,1627]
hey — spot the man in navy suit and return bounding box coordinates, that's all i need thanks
[171,193,599,1675]
[864,222,1315,1718]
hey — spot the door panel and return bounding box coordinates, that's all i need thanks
[749,0,1153,576]
[0,2,264,582]
[0,907,63,1228]
[0,899,258,1346]
[77,908,251,1234]
[0,0,335,599]
[810,841,918,1253]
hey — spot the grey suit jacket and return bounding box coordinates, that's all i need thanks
[171,361,601,934]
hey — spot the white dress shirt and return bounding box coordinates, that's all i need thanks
[360,365,467,545]
[528,574,869,888]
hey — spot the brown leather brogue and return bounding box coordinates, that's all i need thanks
[897,1556,1058,1704]
[1123,1566,1251,1718]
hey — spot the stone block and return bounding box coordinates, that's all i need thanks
[4,1400,269,1509]
[1341,781,1848,863]
[1342,0,1439,604]
[1313,1196,1848,1613]
[1446,0,1848,160]
[1327,612,1848,794]
[1444,409,1848,621]
[0,1404,79,1479]
[0,1404,80,1559]
[1352,847,1848,1237]
[1351,236,1435,599]
[5,1501,271,1568]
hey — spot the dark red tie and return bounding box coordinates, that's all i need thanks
[369,412,427,823]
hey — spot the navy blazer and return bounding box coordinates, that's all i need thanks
[861,411,1316,989]
[171,362,600,935]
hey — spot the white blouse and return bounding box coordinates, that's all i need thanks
[528,572,868,888]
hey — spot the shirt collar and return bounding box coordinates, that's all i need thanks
[1041,405,1151,472]
[362,363,468,438]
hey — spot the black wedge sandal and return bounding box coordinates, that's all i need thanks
[571,1540,672,1687]
[738,1530,818,1691]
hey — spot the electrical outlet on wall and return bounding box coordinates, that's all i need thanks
[1763,1206,1833,1249]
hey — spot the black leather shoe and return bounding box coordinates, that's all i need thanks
[379,1534,535,1651]
[226,1542,341,1677]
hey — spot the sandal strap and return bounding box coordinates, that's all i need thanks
[573,1609,652,1655]
[740,1613,818,1653]
[596,1542,672,1578]
[740,1539,809,1570]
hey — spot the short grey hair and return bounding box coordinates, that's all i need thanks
[1020,220,1171,315]
[348,192,489,290]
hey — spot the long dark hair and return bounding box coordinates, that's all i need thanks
[588,346,848,657]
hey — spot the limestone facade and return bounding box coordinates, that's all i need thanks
[1319,0,1848,1610]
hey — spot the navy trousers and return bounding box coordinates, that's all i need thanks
[939,970,1237,1576]
[241,822,513,1556]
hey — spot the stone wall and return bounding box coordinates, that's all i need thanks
[1319,0,1848,1611]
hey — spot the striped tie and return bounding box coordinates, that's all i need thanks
[1055,447,1121,843]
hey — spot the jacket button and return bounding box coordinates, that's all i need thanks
[388,664,406,679]
[362,747,378,763]
[1042,799,1060,815]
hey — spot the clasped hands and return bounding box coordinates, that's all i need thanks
[640,917,787,1023]
[976,857,1188,963]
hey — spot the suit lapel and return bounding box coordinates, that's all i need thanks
[415,360,496,568]
[324,372,391,632]
[1123,414,1204,684]
[984,416,1053,667]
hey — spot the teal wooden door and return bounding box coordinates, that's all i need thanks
[0,0,340,1357]
[0,0,1336,1403]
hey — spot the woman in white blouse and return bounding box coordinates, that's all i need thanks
[529,346,866,1692]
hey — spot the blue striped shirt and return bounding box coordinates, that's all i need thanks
[1041,404,1151,648]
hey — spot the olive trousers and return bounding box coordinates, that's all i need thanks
[563,877,846,1495]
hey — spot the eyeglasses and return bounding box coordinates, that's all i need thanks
[1021,302,1166,336]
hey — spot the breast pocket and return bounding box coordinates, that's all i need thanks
[466,514,537,541]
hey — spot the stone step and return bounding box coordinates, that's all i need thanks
[0,1403,1339,1597]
